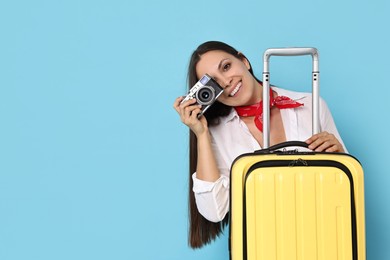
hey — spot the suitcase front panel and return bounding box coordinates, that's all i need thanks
[245,164,353,260]
[230,154,365,260]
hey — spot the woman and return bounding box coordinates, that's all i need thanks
[173,41,346,248]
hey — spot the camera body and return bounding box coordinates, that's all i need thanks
[181,74,224,118]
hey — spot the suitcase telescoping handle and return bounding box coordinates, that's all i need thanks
[262,47,320,148]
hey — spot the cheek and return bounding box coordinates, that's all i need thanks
[216,95,227,103]
[216,94,239,106]
[216,95,232,106]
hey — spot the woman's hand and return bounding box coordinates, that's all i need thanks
[305,131,345,153]
[173,96,208,137]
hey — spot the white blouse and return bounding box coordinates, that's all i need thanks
[192,87,347,222]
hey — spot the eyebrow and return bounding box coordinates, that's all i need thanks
[218,58,230,71]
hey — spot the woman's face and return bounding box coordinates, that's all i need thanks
[195,50,261,107]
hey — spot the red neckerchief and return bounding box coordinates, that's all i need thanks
[234,90,304,132]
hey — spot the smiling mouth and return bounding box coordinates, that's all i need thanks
[229,82,242,97]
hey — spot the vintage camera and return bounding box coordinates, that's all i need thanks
[181,74,224,118]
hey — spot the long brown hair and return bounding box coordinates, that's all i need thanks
[186,41,258,248]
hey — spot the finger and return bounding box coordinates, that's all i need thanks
[325,144,339,153]
[307,132,345,153]
[173,96,184,109]
[183,105,202,123]
[179,98,197,109]
[189,107,202,121]
[314,136,338,152]
[308,136,330,151]
[307,135,324,150]
[313,140,334,152]
[176,99,193,116]
[306,131,329,144]
[325,140,344,153]
[306,133,321,144]
[181,100,199,115]
[174,97,187,114]
[306,132,330,147]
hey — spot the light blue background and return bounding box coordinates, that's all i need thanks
[0,0,389,259]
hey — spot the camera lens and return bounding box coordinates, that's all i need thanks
[201,91,210,100]
[196,86,215,105]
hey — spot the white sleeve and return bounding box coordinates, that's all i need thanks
[192,172,230,223]
[320,97,348,153]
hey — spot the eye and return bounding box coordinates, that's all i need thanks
[222,62,231,71]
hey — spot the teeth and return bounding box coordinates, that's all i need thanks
[229,82,242,97]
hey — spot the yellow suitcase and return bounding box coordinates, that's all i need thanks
[229,48,365,260]
[229,142,366,260]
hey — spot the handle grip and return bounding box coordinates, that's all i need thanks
[256,141,310,154]
[263,47,319,59]
[263,48,319,72]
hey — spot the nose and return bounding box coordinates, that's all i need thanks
[221,77,232,89]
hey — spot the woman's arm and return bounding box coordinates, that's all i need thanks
[174,97,229,222]
[195,131,221,181]
[173,96,221,181]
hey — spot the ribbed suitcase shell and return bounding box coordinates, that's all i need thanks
[229,152,365,260]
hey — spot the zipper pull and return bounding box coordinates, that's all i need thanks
[288,158,308,167]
